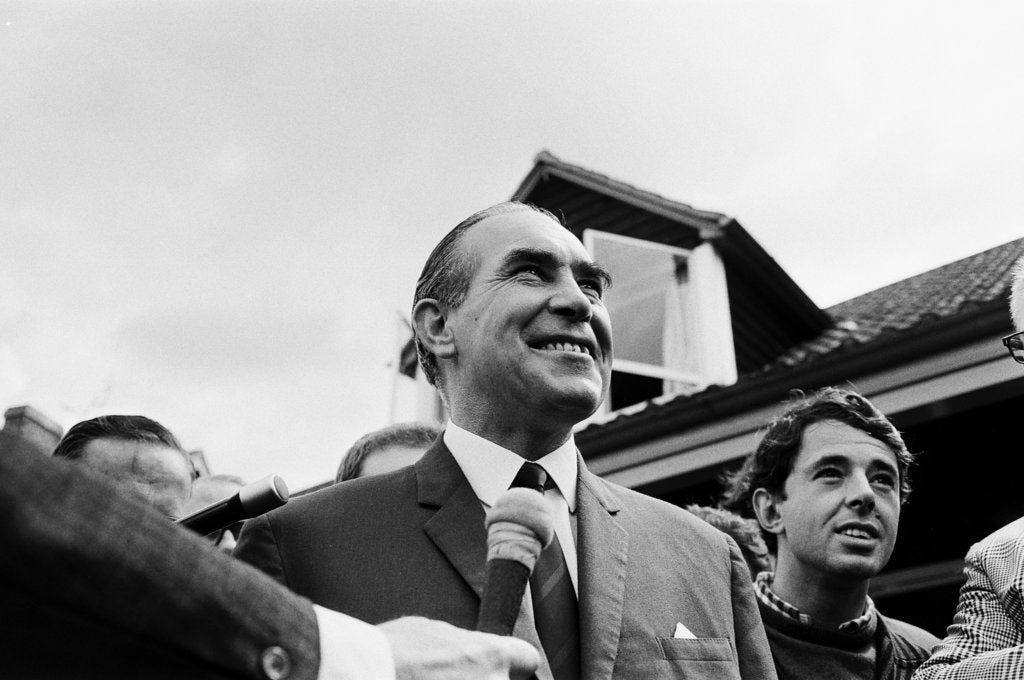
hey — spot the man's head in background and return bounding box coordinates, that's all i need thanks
[335,421,441,483]
[1001,254,1024,364]
[53,414,196,520]
[686,504,773,579]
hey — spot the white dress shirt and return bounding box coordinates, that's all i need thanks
[444,419,579,593]
[315,605,395,680]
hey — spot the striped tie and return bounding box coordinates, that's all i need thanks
[511,462,581,680]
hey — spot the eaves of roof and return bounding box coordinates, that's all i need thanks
[577,239,1023,457]
[513,150,731,234]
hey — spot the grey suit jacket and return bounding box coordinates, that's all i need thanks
[235,438,776,680]
[0,441,321,680]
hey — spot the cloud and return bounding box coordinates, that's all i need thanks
[0,344,29,405]
[114,305,347,377]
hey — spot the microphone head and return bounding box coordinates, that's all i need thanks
[484,488,554,568]
[238,474,290,516]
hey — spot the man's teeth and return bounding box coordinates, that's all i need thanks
[841,528,872,539]
[541,342,590,355]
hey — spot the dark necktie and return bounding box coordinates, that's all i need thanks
[510,462,581,680]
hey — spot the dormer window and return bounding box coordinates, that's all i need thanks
[583,229,737,415]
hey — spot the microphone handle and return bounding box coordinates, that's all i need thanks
[178,495,245,536]
[476,558,531,635]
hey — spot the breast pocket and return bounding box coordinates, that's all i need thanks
[657,637,740,680]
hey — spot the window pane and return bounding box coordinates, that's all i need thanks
[587,231,690,369]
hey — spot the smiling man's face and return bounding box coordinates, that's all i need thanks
[442,209,613,431]
[766,419,901,587]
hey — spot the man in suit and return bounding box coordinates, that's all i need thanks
[0,423,538,679]
[912,254,1024,678]
[234,201,775,679]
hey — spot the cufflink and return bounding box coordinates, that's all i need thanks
[260,645,292,680]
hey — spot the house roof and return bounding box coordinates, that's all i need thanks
[769,237,1024,371]
[577,234,1024,456]
[513,150,733,231]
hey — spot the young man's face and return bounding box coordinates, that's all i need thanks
[764,419,901,587]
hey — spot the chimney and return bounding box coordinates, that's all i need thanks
[0,405,64,458]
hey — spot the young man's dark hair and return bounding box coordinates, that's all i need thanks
[721,386,913,551]
[722,386,937,680]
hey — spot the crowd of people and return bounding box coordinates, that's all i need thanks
[2,200,1022,679]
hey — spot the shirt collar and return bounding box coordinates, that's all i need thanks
[444,419,578,512]
[754,571,877,633]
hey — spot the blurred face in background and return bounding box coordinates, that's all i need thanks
[357,444,428,478]
[78,437,194,520]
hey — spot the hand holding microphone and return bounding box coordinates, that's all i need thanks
[476,487,554,636]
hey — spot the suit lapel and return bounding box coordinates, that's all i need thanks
[417,440,488,598]
[576,456,628,680]
[415,438,554,680]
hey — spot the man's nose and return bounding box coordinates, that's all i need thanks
[846,472,876,512]
[548,276,593,321]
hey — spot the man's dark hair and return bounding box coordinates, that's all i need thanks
[336,421,442,483]
[53,414,196,479]
[411,201,561,387]
[721,386,915,551]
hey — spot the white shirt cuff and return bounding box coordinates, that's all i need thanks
[313,604,396,680]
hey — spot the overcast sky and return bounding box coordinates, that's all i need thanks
[2,1,1022,490]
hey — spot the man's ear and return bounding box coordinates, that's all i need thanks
[412,298,456,360]
[752,488,785,537]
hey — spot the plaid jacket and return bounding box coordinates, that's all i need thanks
[913,517,1024,679]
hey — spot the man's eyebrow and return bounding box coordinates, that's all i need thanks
[868,457,900,475]
[576,261,612,289]
[806,454,851,471]
[806,453,898,474]
[498,247,558,271]
[498,247,613,288]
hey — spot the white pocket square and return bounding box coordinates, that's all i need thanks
[673,622,698,639]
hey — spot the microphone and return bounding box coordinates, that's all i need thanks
[176,474,289,537]
[476,487,554,636]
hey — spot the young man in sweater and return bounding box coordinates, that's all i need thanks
[723,387,939,680]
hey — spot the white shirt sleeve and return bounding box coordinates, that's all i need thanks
[313,605,396,680]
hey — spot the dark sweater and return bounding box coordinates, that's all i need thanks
[758,600,940,680]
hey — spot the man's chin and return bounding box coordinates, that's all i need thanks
[827,556,885,583]
[535,383,604,419]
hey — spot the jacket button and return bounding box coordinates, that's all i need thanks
[260,646,292,679]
